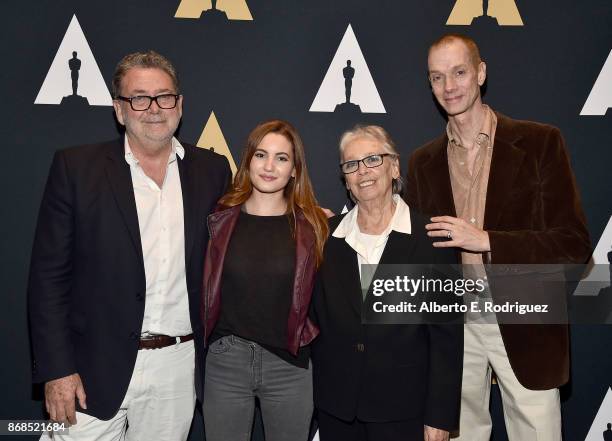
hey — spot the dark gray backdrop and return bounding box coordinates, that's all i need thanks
[1,1,611,440]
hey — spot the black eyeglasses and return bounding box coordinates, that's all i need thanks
[115,94,180,111]
[339,153,396,174]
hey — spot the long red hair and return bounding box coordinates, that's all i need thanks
[219,119,329,266]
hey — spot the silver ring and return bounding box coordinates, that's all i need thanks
[447,230,452,239]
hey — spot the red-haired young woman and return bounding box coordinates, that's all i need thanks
[201,119,328,441]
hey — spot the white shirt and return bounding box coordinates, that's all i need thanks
[333,194,412,280]
[124,137,192,336]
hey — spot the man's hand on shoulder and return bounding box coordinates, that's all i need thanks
[45,373,87,426]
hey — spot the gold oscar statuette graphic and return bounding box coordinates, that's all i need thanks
[196,111,237,176]
[175,0,253,20]
[446,0,523,26]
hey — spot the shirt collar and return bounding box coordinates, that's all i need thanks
[332,194,412,239]
[124,136,185,166]
[446,104,495,149]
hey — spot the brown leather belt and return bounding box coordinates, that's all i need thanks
[138,333,194,350]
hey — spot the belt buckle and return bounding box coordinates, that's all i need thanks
[175,336,181,347]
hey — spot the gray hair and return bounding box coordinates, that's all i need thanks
[112,50,180,98]
[339,125,404,196]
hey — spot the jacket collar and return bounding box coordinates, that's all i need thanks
[332,194,411,262]
[419,111,525,230]
[420,139,456,218]
[330,220,418,317]
[105,138,143,264]
[483,112,525,229]
[105,136,198,266]
[333,194,411,238]
[124,136,185,166]
[204,203,317,354]
[208,203,314,239]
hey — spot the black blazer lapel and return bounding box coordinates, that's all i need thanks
[334,230,418,317]
[328,237,364,317]
[178,153,197,269]
[105,141,144,264]
[378,230,418,266]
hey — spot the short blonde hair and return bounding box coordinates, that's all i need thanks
[339,125,403,196]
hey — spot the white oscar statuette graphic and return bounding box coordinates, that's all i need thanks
[310,24,386,114]
[581,49,612,116]
[575,215,612,296]
[584,387,612,441]
[35,14,112,106]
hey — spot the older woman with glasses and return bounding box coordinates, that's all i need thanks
[310,125,463,441]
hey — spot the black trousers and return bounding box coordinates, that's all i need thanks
[317,409,424,441]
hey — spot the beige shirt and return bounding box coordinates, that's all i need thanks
[446,105,497,266]
[124,137,192,336]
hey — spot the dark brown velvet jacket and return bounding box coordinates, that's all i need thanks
[406,112,591,390]
[201,204,319,355]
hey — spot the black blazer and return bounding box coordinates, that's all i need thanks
[27,138,231,419]
[311,210,463,431]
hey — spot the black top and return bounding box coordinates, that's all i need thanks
[212,210,310,368]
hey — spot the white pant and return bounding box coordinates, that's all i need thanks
[42,340,196,441]
[455,324,561,441]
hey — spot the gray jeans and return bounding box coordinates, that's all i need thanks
[203,335,313,441]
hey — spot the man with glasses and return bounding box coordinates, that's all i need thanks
[28,51,231,440]
[405,34,590,440]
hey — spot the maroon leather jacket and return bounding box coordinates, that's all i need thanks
[201,204,319,355]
